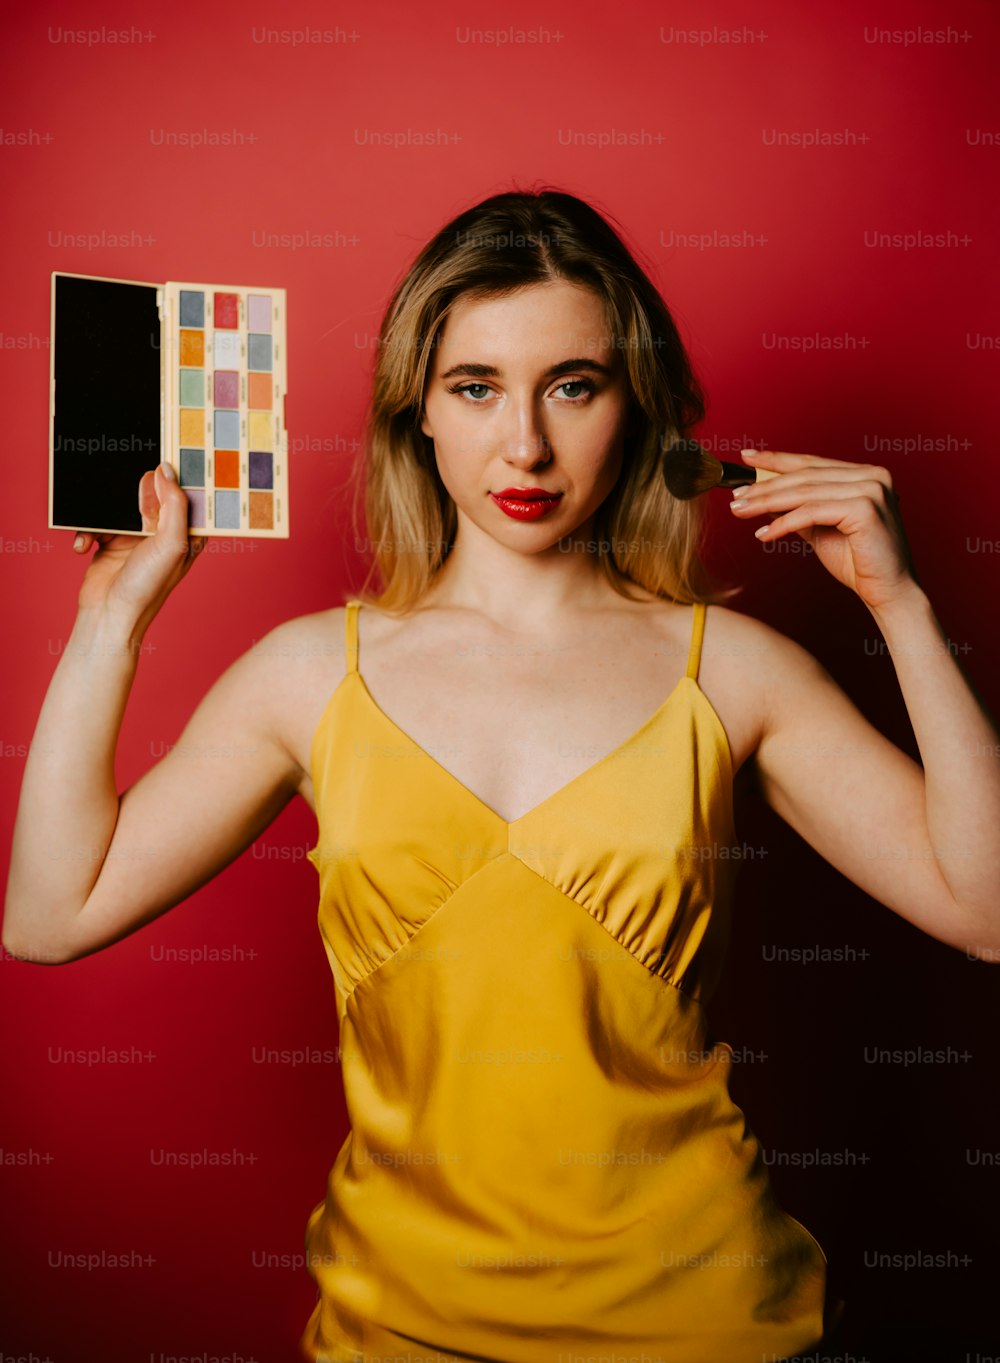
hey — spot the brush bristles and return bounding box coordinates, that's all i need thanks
[662,440,723,500]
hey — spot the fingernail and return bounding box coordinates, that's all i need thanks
[740,448,759,459]
[73,534,84,549]
[158,461,176,481]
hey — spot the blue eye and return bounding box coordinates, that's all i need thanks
[446,379,597,404]
[556,380,594,401]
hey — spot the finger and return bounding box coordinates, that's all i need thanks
[151,464,193,550]
[732,477,891,516]
[138,469,160,531]
[72,531,114,553]
[761,470,895,490]
[746,448,883,474]
[752,496,881,540]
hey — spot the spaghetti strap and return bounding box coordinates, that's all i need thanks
[685,602,706,682]
[344,599,361,674]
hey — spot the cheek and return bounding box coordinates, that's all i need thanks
[431,443,479,503]
[576,415,628,479]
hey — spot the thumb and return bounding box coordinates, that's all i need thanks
[152,463,192,546]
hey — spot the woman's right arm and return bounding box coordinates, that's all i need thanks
[2,463,305,966]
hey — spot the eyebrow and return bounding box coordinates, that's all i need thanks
[438,357,615,381]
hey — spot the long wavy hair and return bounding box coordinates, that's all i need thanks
[347,185,739,614]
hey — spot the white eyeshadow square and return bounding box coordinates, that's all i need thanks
[214,331,241,367]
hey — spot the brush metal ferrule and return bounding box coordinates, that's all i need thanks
[716,461,778,488]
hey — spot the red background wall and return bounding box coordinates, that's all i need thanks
[2,1,998,1359]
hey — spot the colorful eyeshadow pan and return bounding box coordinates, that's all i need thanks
[179,290,204,327]
[249,451,273,488]
[179,409,204,446]
[249,491,273,528]
[213,411,240,448]
[214,371,239,408]
[214,332,241,368]
[248,294,271,331]
[215,490,241,528]
[248,411,272,451]
[214,292,239,328]
[179,369,204,407]
[214,449,240,487]
[247,372,271,409]
[247,334,271,371]
[179,329,204,367]
[179,448,205,486]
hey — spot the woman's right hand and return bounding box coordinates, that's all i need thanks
[72,463,208,633]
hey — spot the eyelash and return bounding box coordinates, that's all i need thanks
[445,378,598,405]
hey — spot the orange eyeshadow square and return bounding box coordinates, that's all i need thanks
[179,330,204,367]
[214,449,240,488]
[247,372,272,410]
[249,491,273,529]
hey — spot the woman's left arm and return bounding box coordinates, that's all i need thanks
[729,448,1000,958]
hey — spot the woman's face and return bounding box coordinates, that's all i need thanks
[419,280,635,552]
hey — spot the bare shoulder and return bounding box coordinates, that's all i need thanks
[699,600,833,771]
[250,604,349,664]
[703,600,831,687]
[238,607,351,801]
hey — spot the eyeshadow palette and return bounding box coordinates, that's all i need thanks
[50,271,288,537]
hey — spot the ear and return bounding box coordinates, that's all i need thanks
[420,407,433,439]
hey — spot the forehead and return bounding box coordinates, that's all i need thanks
[434,280,614,362]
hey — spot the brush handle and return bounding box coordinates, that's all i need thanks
[716,461,780,489]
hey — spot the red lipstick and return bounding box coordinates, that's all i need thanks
[489,487,563,521]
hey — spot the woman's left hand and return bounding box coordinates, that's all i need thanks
[728,448,921,613]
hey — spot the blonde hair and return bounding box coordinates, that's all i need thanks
[347,185,739,614]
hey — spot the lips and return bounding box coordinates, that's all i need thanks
[489,489,564,521]
[493,487,561,500]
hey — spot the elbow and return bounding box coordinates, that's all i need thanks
[2,939,76,965]
[951,914,1000,964]
[1,920,77,966]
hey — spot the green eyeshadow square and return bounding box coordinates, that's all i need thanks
[179,448,205,487]
[179,369,204,407]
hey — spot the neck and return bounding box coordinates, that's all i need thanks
[424,510,622,626]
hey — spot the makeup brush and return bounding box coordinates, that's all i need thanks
[663,440,779,500]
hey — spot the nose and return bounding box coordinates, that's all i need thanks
[500,398,551,467]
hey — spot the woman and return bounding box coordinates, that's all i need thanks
[5,189,998,1363]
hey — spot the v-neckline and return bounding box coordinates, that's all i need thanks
[315,668,729,829]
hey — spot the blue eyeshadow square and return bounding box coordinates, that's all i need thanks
[179,291,204,327]
[213,410,240,449]
[247,333,272,372]
[214,490,241,529]
[179,448,205,487]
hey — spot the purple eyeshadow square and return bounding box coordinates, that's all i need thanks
[186,489,206,528]
[247,294,271,332]
[249,450,273,488]
[214,371,239,408]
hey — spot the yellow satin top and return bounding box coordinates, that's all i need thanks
[301,599,829,1363]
